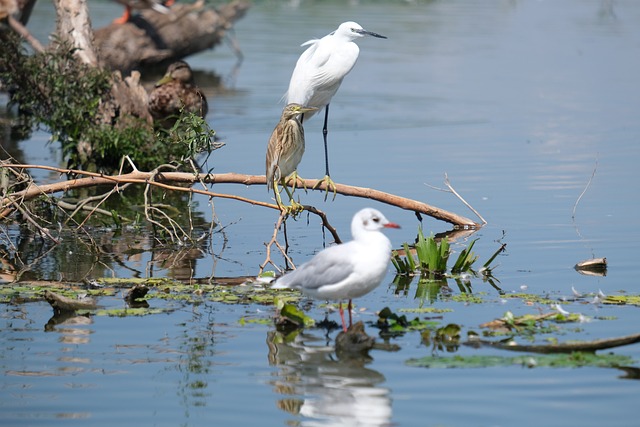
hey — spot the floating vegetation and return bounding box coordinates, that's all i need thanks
[500,293,564,306]
[480,310,588,337]
[421,323,462,354]
[90,307,172,317]
[376,306,441,334]
[406,352,635,369]
[274,300,315,330]
[602,294,640,306]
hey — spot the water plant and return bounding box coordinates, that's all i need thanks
[391,228,505,280]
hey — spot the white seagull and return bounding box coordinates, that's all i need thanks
[271,207,400,331]
[286,21,387,188]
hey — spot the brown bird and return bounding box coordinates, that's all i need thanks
[148,61,208,129]
[266,103,317,209]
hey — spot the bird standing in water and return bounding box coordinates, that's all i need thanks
[271,208,400,332]
[266,103,317,210]
[148,61,208,129]
[286,21,387,195]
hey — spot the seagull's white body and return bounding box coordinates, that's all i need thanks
[272,208,399,304]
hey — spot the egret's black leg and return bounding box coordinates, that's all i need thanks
[322,104,330,177]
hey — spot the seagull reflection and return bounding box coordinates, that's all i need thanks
[267,328,392,426]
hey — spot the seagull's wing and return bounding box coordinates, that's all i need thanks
[273,244,356,291]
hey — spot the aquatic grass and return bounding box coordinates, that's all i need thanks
[392,228,503,278]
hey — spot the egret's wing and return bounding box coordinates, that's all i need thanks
[286,40,321,105]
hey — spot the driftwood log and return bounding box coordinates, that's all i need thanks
[94,0,250,72]
[44,290,97,313]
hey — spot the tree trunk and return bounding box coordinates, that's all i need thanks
[53,0,98,66]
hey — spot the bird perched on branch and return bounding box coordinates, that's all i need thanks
[112,0,174,24]
[148,60,208,129]
[271,207,400,332]
[286,21,386,194]
[266,103,317,210]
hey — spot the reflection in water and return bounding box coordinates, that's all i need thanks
[267,329,392,427]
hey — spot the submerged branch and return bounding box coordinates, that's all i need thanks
[473,332,640,354]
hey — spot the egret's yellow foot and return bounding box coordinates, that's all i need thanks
[284,171,307,192]
[313,175,337,201]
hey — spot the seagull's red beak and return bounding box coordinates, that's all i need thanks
[384,222,401,229]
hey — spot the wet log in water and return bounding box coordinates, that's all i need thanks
[44,290,97,313]
[94,0,250,72]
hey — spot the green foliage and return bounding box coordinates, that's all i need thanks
[392,228,503,281]
[0,35,112,164]
[0,34,218,172]
[391,228,450,276]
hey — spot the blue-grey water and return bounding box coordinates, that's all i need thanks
[1,0,640,426]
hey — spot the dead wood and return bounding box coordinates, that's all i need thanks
[94,0,250,72]
[44,289,97,313]
[472,332,640,354]
[0,164,481,228]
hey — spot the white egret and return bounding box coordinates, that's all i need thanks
[271,208,400,332]
[286,21,387,191]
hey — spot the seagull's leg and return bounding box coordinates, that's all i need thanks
[312,105,338,201]
[338,301,347,332]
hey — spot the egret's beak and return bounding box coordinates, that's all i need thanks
[355,28,387,39]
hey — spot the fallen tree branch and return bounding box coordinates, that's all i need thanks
[0,164,480,228]
[471,332,640,354]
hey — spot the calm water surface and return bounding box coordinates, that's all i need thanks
[2,0,640,426]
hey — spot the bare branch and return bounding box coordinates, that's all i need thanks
[572,157,598,220]
[443,173,487,225]
[7,15,44,53]
[0,164,480,228]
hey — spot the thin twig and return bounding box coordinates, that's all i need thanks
[5,197,59,243]
[443,173,487,225]
[572,157,598,220]
[260,210,296,274]
[7,15,45,53]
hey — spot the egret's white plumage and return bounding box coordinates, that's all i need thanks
[272,208,399,331]
[285,22,387,178]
